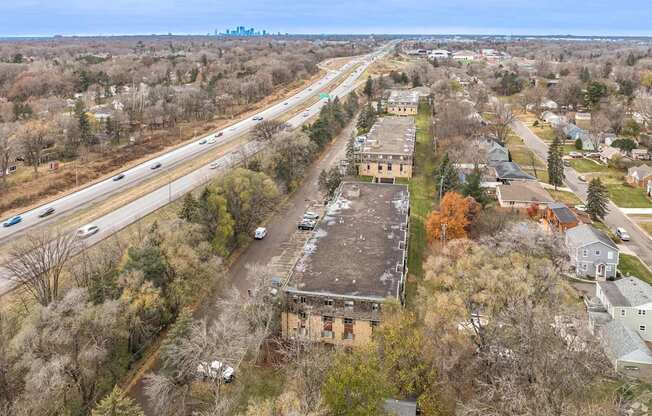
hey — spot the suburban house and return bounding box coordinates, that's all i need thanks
[493,161,537,182]
[282,182,409,347]
[565,224,619,280]
[452,50,478,62]
[386,90,419,116]
[600,146,622,164]
[587,277,652,381]
[626,164,652,187]
[631,148,650,161]
[496,181,554,209]
[541,111,566,127]
[544,202,579,232]
[480,138,510,165]
[355,117,416,182]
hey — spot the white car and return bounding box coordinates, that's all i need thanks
[254,227,267,240]
[303,211,320,221]
[302,112,310,117]
[197,360,234,383]
[574,204,587,212]
[209,161,223,170]
[252,116,264,121]
[77,224,99,239]
[207,137,216,144]
[616,227,631,241]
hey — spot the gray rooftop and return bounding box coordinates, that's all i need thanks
[628,164,652,179]
[360,117,416,157]
[548,202,578,224]
[598,277,652,307]
[566,224,617,251]
[384,399,418,416]
[387,89,420,105]
[289,182,409,300]
[493,161,537,181]
[599,320,652,364]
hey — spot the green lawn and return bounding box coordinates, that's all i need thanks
[547,189,582,205]
[406,102,436,305]
[605,182,652,208]
[569,158,614,174]
[619,254,652,285]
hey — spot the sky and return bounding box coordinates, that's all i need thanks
[0,0,650,37]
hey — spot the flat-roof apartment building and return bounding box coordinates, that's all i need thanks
[387,89,420,116]
[355,116,416,183]
[282,182,410,347]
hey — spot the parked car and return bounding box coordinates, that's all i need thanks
[38,207,55,218]
[150,162,162,170]
[569,151,583,158]
[578,175,587,182]
[3,215,22,227]
[303,211,320,221]
[196,360,235,383]
[254,227,267,240]
[298,219,316,230]
[616,227,631,241]
[198,138,207,145]
[574,204,587,212]
[112,173,125,181]
[77,224,99,238]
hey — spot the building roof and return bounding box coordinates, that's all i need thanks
[493,161,537,181]
[566,224,618,251]
[360,117,416,157]
[482,140,510,164]
[599,320,652,364]
[288,182,409,300]
[628,164,652,180]
[547,202,578,224]
[387,89,420,105]
[598,277,652,308]
[384,399,418,416]
[497,181,554,204]
[601,146,622,160]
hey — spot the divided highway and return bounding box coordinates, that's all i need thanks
[0,42,395,295]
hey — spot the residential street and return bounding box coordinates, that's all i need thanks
[511,118,652,268]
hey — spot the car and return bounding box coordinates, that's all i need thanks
[298,219,316,230]
[209,161,223,170]
[563,160,571,167]
[196,360,235,383]
[207,137,216,144]
[574,204,587,212]
[229,127,236,131]
[2,215,22,227]
[112,173,125,181]
[578,175,587,182]
[569,151,583,158]
[308,88,312,91]
[302,112,310,117]
[252,116,264,121]
[216,132,224,137]
[303,211,320,221]
[283,102,288,105]
[254,227,267,240]
[77,224,99,238]
[616,227,631,241]
[150,162,162,170]
[38,207,55,218]
[198,138,207,145]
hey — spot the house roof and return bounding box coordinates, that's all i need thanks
[497,181,554,204]
[387,89,420,105]
[598,277,652,308]
[548,202,578,224]
[601,146,621,160]
[628,164,652,180]
[287,182,409,300]
[566,224,617,251]
[384,399,418,416]
[599,320,652,364]
[493,161,537,181]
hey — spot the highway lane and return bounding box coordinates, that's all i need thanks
[0,49,380,243]
[0,42,395,295]
[511,118,652,268]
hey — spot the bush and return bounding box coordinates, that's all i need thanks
[575,138,583,150]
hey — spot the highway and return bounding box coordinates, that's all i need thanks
[0,42,395,294]
[511,118,652,268]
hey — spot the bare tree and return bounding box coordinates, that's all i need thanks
[17,120,50,174]
[5,230,77,306]
[0,123,15,186]
[488,100,515,145]
[253,119,284,142]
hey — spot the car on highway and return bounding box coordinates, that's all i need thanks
[197,360,234,383]
[150,162,162,170]
[252,116,264,121]
[209,161,223,170]
[308,88,312,91]
[77,224,99,238]
[112,173,125,181]
[283,102,288,105]
[302,112,310,117]
[303,211,319,221]
[199,138,207,145]
[298,218,316,230]
[38,207,55,218]
[216,132,223,137]
[2,215,22,227]
[254,227,267,240]
[207,137,216,144]
[616,227,631,241]
[578,175,587,182]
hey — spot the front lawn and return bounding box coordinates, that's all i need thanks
[547,189,582,205]
[619,254,652,285]
[605,182,652,208]
[570,158,615,174]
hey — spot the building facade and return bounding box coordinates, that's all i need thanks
[566,224,619,279]
[386,90,419,116]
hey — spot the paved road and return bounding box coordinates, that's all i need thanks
[0,42,396,295]
[511,118,652,267]
[0,44,390,244]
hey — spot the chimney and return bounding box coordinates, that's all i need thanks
[347,184,360,199]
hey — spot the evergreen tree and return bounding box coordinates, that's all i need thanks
[579,67,591,83]
[356,103,377,134]
[461,167,488,207]
[74,99,92,145]
[363,76,373,99]
[344,91,359,118]
[178,192,199,222]
[586,178,609,221]
[400,72,409,84]
[435,153,459,200]
[547,136,565,190]
[91,386,144,416]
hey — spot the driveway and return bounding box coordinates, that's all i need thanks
[511,118,652,268]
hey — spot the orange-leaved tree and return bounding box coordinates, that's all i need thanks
[425,192,475,243]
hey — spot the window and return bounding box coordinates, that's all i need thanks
[324,299,334,307]
[344,301,354,309]
[582,249,588,257]
[371,320,380,327]
[378,164,383,172]
[399,164,404,172]
[344,318,354,325]
[582,263,588,271]
[300,296,307,304]
[372,303,380,312]
[639,310,647,316]
[366,163,370,171]
[343,318,354,340]
[322,316,333,338]
[608,251,614,260]
[595,250,601,256]
[298,311,307,320]
[640,325,646,332]
[387,163,392,171]
[621,309,626,317]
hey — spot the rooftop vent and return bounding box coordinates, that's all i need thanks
[347,185,361,199]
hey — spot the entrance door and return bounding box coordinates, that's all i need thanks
[597,264,606,279]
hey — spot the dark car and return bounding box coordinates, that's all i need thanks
[150,162,162,170]
[38,207,55,218]
[216,132,224,137]
[113,173,125,181]
[298,219,316,230]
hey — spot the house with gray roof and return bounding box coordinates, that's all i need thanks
[565,224,619,279]
[596,277,652,341]
[493,161,537,182]
[627,164,652,188]
[598,320,652,381]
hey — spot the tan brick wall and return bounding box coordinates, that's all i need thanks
[282,311,376,347]
[357,160,413,180]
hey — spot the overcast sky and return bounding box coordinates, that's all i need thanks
[1,0,650,37]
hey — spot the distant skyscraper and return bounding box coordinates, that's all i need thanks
[222,25,270,37]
